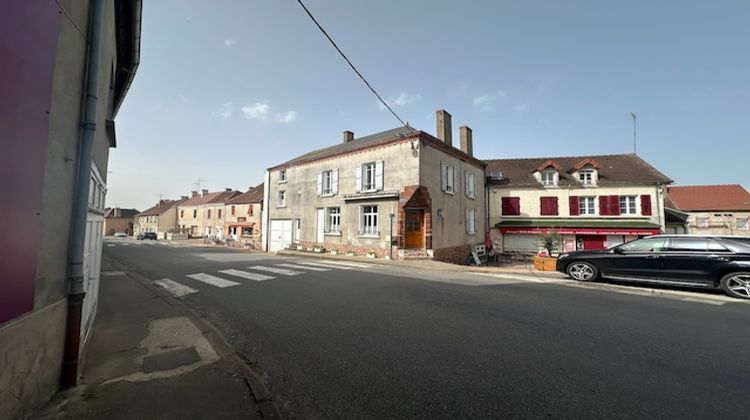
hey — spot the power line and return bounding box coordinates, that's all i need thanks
[295,0,414,131]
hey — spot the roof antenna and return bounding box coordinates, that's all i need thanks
[629,112,637,154]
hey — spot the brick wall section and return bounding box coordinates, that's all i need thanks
[298,241,395,258]
[433,244,472,265]
[398,185,432,249]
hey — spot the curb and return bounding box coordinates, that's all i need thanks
[103,254,284,419]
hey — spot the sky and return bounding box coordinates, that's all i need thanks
[110,0,750,211]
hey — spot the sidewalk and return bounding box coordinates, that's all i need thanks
[33,256,279,420]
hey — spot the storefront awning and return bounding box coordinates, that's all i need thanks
[496,219,661,236]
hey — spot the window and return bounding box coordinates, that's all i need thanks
[218,209,222,219]
[207,209,211,218]
[318,169,339,196]
[465,171,476,198]
[620,196,637,214]
[278,191,286,207]
[668,238,708,252]
[540,197,559,216]
[363,163,376,191]
[193,209,197,219]
[441,162,455,194]
[619,237,666,253]
[248,204,254,216]
[737,218,748,230]
[361,205,378,235]
[501,197,521,216]
[231,206,235,216]
[180,210,184,218]
[355,162,383,192]
[465,208,476,234]
[241,227,253,237]
[696,217,709,228]
[579,197,596,215]
[279,170,287,183]
[579,170,595,185]
[541,170,557,186]
[327,207,341,233]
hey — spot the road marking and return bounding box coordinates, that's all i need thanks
[107,244,116,247]
[186,273,240,288]
[248,265,302,276]
[297,260,373,269]
[219,269,274,281]
[277,263,331,272]
[471,272,568,283]
[681,297,725,306]
[154,279,198,297]
[101,271,126,276]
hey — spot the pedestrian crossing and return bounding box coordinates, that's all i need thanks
[153,259,374,298]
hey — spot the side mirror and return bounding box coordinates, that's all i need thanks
[613,247,625,254]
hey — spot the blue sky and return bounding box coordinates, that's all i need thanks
[110,0,749,211]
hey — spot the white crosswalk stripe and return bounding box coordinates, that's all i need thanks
[186,273,240,288]
[154,278,198,297]
[219,269,274,281]
[106,244,116,247]
[248,265,302,276]
[298,260,373,269]
[276,263,331,272]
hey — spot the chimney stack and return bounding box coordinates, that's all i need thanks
[191,191,198,198]
[181,196,188,200]
[343,130,354,143]
[202,189,208,196]
[436,110,452,147]
[225,188,232,192]
[459,126,473,157]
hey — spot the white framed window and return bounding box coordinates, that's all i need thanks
[318,169,339,196]
[441,162,455,194]
[355,161,383,192]
[363,162,376,191]
[327,207,341,233]
[579,196,596,215]
[361,205,378,236]
[736,218,749,230]
[465,171,476,199]
[579,170,595,185]
[541,170,557,186]
[279,170,287,183]
[620,196,637,214]
[696,217,709,228]
[465,208,476,234]
[278,190,286,207]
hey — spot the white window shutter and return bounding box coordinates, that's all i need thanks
[440,162,447,192]
[470,173,476,198]
[375,160,384,191]
[317,172,323,196]
[464,170,469,197]
[355,165,362,192]
[332,169,339,195]
[450,165,456,192]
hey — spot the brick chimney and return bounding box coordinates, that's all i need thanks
[202,189,208,196]
[436,110,452,147]
[459,125,473,156]
[343,131,354,143]
[225,188,232,192]
[191,191,198,198]
[181,196,188,200]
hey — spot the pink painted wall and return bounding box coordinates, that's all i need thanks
[0,1,62,324]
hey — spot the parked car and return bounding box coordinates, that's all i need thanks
[138,232,157,240]
[113,231,127,238]
[556,235,750,299]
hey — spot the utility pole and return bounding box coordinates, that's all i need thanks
[194,178,206,191]
[629,112,637,154]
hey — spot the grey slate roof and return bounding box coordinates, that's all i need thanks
[484,154,672,187]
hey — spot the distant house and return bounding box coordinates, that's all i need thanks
[176,189,241,239]
[666,184,750,236]
[485,154,672,253]
[225,183,264,247]
[134,198,186,238]
[103,207,139,235]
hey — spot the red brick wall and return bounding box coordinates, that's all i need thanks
[433,244,472,265]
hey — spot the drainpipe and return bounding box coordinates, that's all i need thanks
[62,0,106,388]
[655,184,664,233]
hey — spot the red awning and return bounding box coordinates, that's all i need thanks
[499,227,660,236]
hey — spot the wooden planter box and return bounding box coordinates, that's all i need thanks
[533,256,558,271]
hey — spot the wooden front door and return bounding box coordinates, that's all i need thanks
[405,210,425,249]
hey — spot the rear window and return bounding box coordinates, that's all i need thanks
[721,238,750,252]
[668,238,707,252]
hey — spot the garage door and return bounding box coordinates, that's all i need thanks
[269,220,292,252]
[502,234,540,253]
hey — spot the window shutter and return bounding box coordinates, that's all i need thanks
[440,161,447,192]
[540,197,547,215]
[332,169,339,195]
[464,170,469,197]
[375,160,384,191]
[552,197,559,215]
[501,197,509,215]
[452,165,457,193]
[511,197,520,215]
[249,204,253,216]
[471,174,476,199]
[465,208,470,234]
[609,195,620,215]
[599,196,610,215]
[641,194,652,215]
[317,172,323,196]
[569,196,579,216]
[355,164,362,192]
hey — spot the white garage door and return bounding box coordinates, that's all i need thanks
[502,234,540,253]
[269,220,292,252]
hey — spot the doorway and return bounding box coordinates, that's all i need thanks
[404,210,424,249]
[316,208,325,243]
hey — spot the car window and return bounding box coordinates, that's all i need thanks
[707,240,730,252]
[619,238,666,253]
[668,238,707,252]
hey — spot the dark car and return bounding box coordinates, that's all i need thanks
[556,235,750,299]
[138,232,157,240]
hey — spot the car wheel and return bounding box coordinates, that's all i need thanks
[720,272,750,299]
[567,261,599,282]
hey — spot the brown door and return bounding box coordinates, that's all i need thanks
[405,210,424,249]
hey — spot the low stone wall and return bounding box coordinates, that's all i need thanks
[297,241,392,258]
[433,244,472,265]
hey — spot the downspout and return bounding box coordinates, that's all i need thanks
[655,184,664,233]
[62,0,106,388]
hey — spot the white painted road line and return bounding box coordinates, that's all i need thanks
[154,279,198,297]
[297,260,374,269]
[681,297,725,306]
[297,261,351,270]
[186,273,241,288]
[107,244,116,247]
[277,263,331,272]
[471,272,569,283]
[312,260,374,269]
[219,269,275,281]
[249,265,302,276]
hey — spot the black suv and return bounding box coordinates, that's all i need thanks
[556,235,750,299]
[138,232,157,240]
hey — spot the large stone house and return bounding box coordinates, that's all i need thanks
[176,189,241,239]
[103,207,139,235]
[134,198,185,238]
[666,184,750,236]
[262,110,486,264]
[485,154,672,254]
[225,183,264,247]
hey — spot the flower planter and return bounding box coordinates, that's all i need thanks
[366,253,377,259]
[533,256,557,271]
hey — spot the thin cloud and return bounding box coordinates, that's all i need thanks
[274,111,297,123]
[241,102,269,120]
[213,102,233,119]
[378,92,420,110]
[514,103,530,112]
[223,39,235,47]
[472,90,507,112]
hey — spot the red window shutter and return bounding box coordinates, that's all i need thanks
[208,209,211,218]
[501,197,509,215]
[540,197,558,216]
[599,196,610,215]
[609,195,620,215]
[552,197,559,215]
[540,197,547,215]
[569,196,579,216]
[249,205,254,216]
[641,194,652,215]
[511,197,520,215]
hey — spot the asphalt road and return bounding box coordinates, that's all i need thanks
[104,239,750,419]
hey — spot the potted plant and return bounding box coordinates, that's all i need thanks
[346,250,355,257]
[534,230,561,271]
[366,249,377,258]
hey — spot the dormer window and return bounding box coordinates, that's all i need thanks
[579,169,595,185]
[541,170,557,186]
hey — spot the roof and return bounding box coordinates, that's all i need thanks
[104,208,139,218]
[179,190,241,207]
[495,219,662,229]
[137,199,183,217]
[228,183,264,204]
[666,184,750,211]
[484,154,672,187]
[269,126,485,170]
[113,0,142,116]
